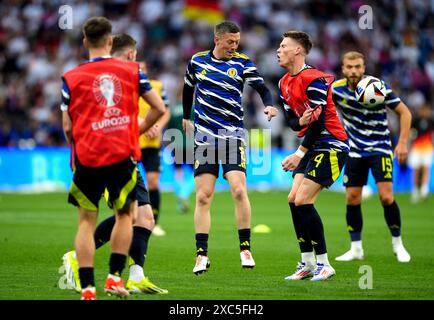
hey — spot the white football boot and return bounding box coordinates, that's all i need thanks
[311,263,336,281]
[335,248,364,261]
[284,262,315,281]
[240,250,255,268]
[392,237,411,263]
[193,255,210,275]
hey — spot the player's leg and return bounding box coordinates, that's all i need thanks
[127,203,168,294]
[412,167,422,203]
[299,150,347,281]
[192,173,216,274]
[104,159,137,297]
[128,172,153,276]
[294,177,335,281]
[142,147,165,236]
[67,160,104,299]
[75,208,98,299]
[409,150,422,203]
[174,163,188,213]
[148,171,164,234]
[126,172,167,294]
[75,209,98,268]
[191,143,218,274]
[104,204,133,297]
[335,157,368,261]
[141,148,163,233]
[377,181,410,262]
[420,164,431,200]
[94,215,116,249]
[222,140,255,268]
[334,186,364,261]
[420,151,432,200]
[285,172,316,280]
[174,148,195,213]
[130,204,154,274]
[372,154,410,262]
[225,170,255,268]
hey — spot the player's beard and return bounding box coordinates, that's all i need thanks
[348,76,361,89]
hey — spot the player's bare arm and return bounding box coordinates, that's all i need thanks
[394,101,412,164]
[143,124,160,139]
[157,108,172,131]
[182,119,194,136]
[139,89,165,134]
[144,107,171,139]
[62,111,72,144]
[281,145,308,172]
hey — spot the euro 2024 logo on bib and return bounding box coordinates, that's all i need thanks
[93,73,122,109]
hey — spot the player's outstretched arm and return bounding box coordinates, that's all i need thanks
[139,89,165,134]
[254,84,277,121]
[393,101,412,164]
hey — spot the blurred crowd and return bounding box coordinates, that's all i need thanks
[0,0,433,149]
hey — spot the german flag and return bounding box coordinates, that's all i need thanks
[183,0,224,24]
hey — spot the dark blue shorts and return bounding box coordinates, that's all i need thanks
[193,140,246,178]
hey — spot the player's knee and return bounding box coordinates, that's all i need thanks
[294,199,306,206]
[147,177,159,190]
[146,215,155,229]
[379,194,394,206]
[347,192,361,205]
[231,185,247,202]
[196,189,213,207]
[294,194,309,206]
[136,206,155,229]
[288,193,296,203]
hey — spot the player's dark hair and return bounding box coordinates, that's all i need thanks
[283,31,313,54]
[215,21,241,36]
[82,16,112,48]
[111,33,137,55]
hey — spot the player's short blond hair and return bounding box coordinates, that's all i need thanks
[342,51,365,63]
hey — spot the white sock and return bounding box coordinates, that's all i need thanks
[316,253,330,265]
[301,252,316,265]
[129,264,145,282]
[392,236,403,247]
[351,240,363,251]
[421,184,429,198]
[411,188,420,201]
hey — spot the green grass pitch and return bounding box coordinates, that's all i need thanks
[0,191,433,300]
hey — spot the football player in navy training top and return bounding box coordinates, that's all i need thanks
[332,51,412,263]
[182,21,278,275]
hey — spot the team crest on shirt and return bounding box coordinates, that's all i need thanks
[93,73,122,108]
[227,68,237,77]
